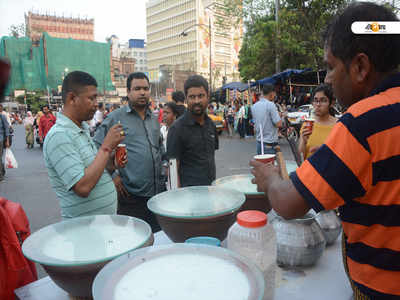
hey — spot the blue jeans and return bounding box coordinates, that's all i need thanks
[256,141,277,155]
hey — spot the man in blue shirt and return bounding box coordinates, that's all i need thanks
[44,71,125,218]
[94,72,164,232]
[251,84,282,154]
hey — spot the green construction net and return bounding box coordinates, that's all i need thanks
[0,36,47,95]
[44,33,114,93]
[0,33,114,96]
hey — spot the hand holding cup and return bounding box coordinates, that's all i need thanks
[103,124,125,150]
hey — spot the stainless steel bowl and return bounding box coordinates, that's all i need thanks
[273,212,326,267]
[315,210,342,245]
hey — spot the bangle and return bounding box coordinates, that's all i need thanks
[101,145,112,154]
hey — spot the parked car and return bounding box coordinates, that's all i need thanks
[287,104,313,125]
[208,113,224,134]
[287,103,343,124]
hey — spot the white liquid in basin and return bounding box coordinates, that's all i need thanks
[114,253,251,300]
[42,224,146,262]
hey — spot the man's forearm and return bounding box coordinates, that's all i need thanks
[105,153,116,173]
[73,147,110,197]
[266,174,310,219]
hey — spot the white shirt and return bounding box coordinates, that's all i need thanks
[93,110,104,124]
[2,111,11,125]
[237,106,245,119]
[160,125,168,150]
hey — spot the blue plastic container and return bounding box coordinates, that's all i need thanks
[185,236,221,247]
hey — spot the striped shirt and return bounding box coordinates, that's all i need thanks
[291,73,400,299]
[43,113,117,218]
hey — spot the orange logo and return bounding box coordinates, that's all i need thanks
[371,22,380,32]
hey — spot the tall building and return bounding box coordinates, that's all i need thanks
[25,11,94,41]
[127,39,148,73]
[107,35,137,97]
[146,0,243,92]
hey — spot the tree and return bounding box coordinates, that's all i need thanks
[222,0,349,81]
[8,23,27,38]
[16,91,47,113]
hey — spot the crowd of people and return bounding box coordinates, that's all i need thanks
[1,2,399,299]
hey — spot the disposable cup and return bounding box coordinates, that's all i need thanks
[254,154,276,164]
[116,144,127,167]
[304,118,315,132]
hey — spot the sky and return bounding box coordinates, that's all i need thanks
[0,0,147,43]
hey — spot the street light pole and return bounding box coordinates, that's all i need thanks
[275,0,281,73]
[209,16,212,97]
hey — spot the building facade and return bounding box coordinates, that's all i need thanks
[25,12,94,41]
[126,39,148,73]
[108,35,137,97]
[146,0,243,92]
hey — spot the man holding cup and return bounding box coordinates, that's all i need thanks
[94,72,164,232]
[251,3,400,298]
[43,71,126,219]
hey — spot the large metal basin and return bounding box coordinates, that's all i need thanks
[93,244,265,300]
[147,186,245,242]
[22,215,154,298]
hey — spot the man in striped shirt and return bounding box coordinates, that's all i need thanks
[251,3,400,299]
[44,71,126,218]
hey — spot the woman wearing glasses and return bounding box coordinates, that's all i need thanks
[298,84,337,160]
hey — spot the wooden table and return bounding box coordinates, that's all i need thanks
[15,231,353,300]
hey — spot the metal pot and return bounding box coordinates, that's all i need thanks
[273,212,326,267]
[315,210,342,245]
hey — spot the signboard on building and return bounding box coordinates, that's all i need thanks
[14,90,25,98]
[116,87,127,97]
[166,88,174,101]
[148,70,160,83]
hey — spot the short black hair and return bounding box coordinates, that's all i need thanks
[312,84,337,116]
[262,83,275,96]
[184,75,209,96]
[98,102,103,109]
[323,2,400,72]
[42,104,49,110]
[172,91,185,103]
[312,84,334,104]
[62,71,98,104]
[164,101,179,116]
[127,72,150,91]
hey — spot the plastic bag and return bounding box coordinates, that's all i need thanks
[5,148,18,169]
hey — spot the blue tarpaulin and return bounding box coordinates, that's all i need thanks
[221,81,250,92]
[252,68,312,87]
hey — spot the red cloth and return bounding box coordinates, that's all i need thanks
[0,197,37,300]
[158,108,164,124]
[38,113,56,139]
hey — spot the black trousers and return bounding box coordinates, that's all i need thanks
[117,193,161,233]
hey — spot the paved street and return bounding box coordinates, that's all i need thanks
[1,123,295,278]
